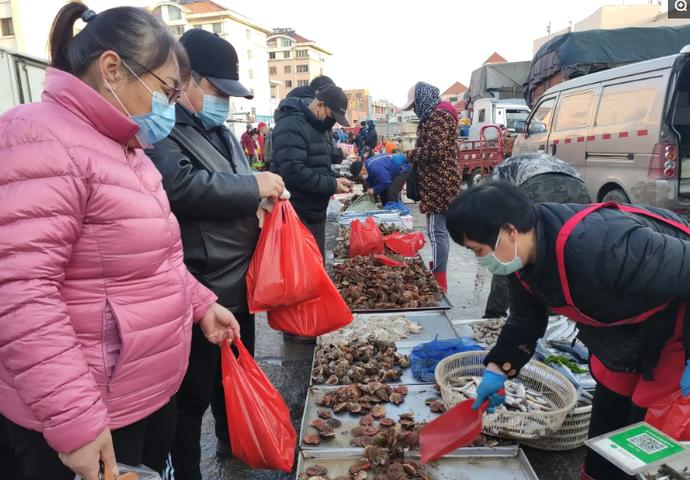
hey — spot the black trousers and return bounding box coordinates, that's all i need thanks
[170,312,255,480]
[302,219,326,261]
[584,382,646,479]
[380,169,412,206]
[0,400,176,480]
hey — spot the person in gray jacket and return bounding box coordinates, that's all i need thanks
[145,30,284,480]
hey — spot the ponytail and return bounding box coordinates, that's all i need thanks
[49,2,88,73]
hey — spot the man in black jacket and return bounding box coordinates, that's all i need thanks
[286,75,345,165]
[446,181,690,480]
[146,29,284,480]
[271,84,353,256]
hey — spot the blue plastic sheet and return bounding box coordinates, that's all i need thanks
[411,337,484,382]
[383,202,411,216]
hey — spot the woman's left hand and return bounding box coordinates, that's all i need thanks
[199,303,241,345]
[682,360,690,397]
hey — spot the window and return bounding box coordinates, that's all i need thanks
[477,109,486,123]
[297,80,309,87]
[296,49,308,58]
[528,98,556,135]
[284,65,292,74]
[1,17,14,37]
[297,64,309,73]
[152,7,163,19]
[269,52,276,60]
[267,39,277,48]
[280,38,293,47]
[246,29,251,40]
[506,109,530,131]
[450,96,458,103]
[247,49,252,60]
[248,69,254,79]
[212,23,223,34]
[555,91,595,131]
[596,81,661,127]
[283,51,290,59]
[251,107,257,117]
[285,80,293,88]
[168,25,184,37]
[167,5,182,20]
[269,66,277,75]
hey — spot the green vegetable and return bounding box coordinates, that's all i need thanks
[545,354,588,374]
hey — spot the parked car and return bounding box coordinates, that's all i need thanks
[513,46,690,214]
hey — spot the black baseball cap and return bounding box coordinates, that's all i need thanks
[310,75,334,92]
[180,29,253,99]
[317,85,350,127]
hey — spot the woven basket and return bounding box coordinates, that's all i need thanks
[521,404,592,451]
[435,350,577,440]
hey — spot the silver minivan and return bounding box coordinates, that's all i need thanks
[513,47,690,214]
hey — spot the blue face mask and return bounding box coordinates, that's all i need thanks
[105,62,176,146]
[198,94,229,129]
[477,232,523,276]
[130,90,176,146]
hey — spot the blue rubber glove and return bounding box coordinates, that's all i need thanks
[472,370,506,411]
[681,360,690,397]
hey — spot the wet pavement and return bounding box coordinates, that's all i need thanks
[199,205,584,479]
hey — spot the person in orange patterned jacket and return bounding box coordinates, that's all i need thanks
[403,82,461,292]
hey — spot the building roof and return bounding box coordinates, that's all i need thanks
[268,28,332,55]
[484,52,507,64]
[442,81,468,96]
[184,1,225,14]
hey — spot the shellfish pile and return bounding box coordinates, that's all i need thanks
[317,383,410,416]
[470,318,506,346]
[319,315,422,345]
[298,447,430,480]
[333,256,443,310]
[447,376,556,413]
[312,339,410,385]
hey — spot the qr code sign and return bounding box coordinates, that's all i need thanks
[628,433,667,454]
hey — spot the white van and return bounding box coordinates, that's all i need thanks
[513,47,690,214]
[468,98,530,140]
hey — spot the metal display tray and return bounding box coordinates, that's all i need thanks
[338,212,405,226]
[348,294,453,314]
[295,448,538,480]
[317,311,459,347]
[299,384,443,451]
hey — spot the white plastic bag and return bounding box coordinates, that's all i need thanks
[326,197,342,221]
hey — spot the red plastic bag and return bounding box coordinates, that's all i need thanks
[221,340,297,471]
[246,200,323,312]
[384,232,426,257]
[349,217,384,257]
[644,390,690,440]
[374,254,406,267]
[267,268,353,336]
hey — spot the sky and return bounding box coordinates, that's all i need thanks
[98,0,668,105]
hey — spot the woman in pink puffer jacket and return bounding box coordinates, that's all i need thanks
[0,4,241,480]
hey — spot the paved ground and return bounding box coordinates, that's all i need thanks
[200,205,584,479]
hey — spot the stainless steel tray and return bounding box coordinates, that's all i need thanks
[295,448,537,480]
[299,384,444,450]
[348,294,453,314]
[316,311,459,347]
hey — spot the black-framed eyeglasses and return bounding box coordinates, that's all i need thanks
[121,58,182,104]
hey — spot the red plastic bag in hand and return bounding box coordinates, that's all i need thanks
[267,268,352,336]
[384,232,426,257]
[221,340,297,471]
[349,217,384,257]
[247,200,323,312]
[645,390,690,440]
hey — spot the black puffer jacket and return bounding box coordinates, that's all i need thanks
[271,97,337,222]
[487,202,690,378]
[146,105,260,313]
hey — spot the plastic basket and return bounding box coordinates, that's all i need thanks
[435,350,577,440]
[521,404,592,451]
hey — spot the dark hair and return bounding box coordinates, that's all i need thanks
[49,2,185,78]
[310,75,334,92]
[446,181,536,246]
[349,160,363,178]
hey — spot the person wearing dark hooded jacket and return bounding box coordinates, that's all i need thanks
[446,181,690,480]
[271,85,353,256]
[365,120,378,150]
[402,82,461,292]
[286,75,345,165]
